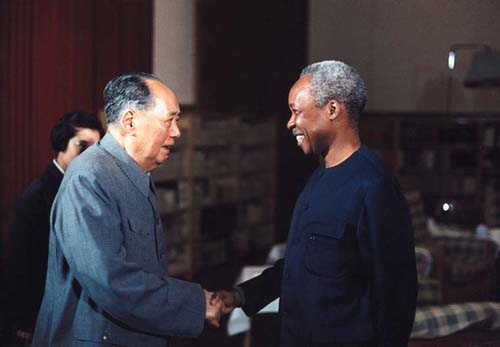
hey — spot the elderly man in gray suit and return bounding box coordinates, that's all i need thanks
[32,73,223,346]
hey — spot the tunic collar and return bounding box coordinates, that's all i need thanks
[98,133,151,198]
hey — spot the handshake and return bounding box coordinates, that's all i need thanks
[204,289,241,328]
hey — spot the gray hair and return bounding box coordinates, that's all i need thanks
[300,60,367,124]
[103,72,162,125]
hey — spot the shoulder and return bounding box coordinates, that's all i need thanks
[16,165,56,208]
[66,144,122,183]
[60,147,120,198]
[354,145,402,198]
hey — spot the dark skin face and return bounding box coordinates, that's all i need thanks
[286,75,335,158]
[286,75,360,168]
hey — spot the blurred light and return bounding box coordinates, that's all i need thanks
[448,51,456,70]
[442,202,454,212]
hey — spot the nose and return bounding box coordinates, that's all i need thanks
[286,113,295,130]
[170,119,181,139]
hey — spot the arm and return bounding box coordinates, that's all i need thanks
[218,258,284,316]
[361,178,418,345]
[53,173,206,337]
[6,191,48,333]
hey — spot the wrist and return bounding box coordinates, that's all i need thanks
[233,287,245,307]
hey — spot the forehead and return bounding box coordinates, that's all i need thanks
[74,127,100,139]
[289,75,313,105]
[147,80,180,114]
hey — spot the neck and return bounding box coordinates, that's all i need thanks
[108,127,126,148]
[55,154,68,171]
[108,127,150,172]
[323,130,361,168]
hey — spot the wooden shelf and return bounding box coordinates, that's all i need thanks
[361,112,500,227]
[154,111,277,277]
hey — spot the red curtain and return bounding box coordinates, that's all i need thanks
[0,0,152,266]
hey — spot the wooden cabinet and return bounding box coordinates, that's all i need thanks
[152,111,277,277]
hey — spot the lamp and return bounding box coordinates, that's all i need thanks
[463,48,500,87]
[445,43,498,112]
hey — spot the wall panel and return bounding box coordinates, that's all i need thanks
[0,0,152,266]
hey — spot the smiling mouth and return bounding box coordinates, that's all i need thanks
[293,131,304,146]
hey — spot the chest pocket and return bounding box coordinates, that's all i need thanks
[305,221,357,279]
[125,203,154,236]
[127,217,148,234]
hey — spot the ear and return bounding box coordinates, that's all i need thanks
[120,109,135,134]
[327,100,341,121]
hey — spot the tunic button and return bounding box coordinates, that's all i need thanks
[102,335,107,341]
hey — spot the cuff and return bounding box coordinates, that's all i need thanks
[234,286,246,307]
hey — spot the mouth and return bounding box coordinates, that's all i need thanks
[161,144,173,154]
[292,130,304,146]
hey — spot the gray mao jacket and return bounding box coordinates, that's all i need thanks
[32,133,205,346]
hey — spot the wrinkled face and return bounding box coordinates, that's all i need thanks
[286,75,330,156]
[130,80,181,172]
[58,127,101,169]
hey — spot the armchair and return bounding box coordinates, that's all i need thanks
[405,191,497,304]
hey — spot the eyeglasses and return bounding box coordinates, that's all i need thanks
[73,140,90,153]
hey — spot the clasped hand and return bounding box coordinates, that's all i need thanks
[204,289,241,328]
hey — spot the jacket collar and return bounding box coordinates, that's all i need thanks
[99,133,151,197]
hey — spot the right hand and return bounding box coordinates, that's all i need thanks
[204,290,223,328]
[215,289,241,315]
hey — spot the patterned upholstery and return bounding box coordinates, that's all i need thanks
[405,191,430,243]
[405,191,498,304]
[415,247,441,306]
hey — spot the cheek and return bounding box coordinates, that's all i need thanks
[151,128,168,147]
[295,113,310,128]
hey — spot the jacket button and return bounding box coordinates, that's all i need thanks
[309,235,315,241]
[102,335,107,341]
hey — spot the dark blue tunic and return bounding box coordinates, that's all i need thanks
[239,145,417,347]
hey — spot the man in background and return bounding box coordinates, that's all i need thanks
[217,60,417,346]
[32,73,223,346]
[5,111,104,345]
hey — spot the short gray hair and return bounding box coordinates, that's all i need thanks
[103,72,162,125]
[300,60,367,124]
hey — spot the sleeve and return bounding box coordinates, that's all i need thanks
[52,173,206,337]
[6,190,48,331]
[238,258,284,316]
[360,178,418,346]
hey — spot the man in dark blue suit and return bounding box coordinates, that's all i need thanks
[217,61,417,347]
[5,111,104,345]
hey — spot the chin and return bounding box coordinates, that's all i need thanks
[301,146,312,155]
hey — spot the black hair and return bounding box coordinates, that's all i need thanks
[103,72,162,124]
[50,111,104,152]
